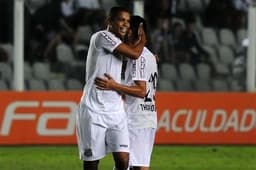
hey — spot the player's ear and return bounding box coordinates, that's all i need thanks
[106,17,112,30]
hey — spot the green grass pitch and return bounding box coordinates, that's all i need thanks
[0,145,256,170]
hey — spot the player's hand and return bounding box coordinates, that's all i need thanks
[95,73,116,90]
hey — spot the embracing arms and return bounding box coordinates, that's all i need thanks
[114,23,146,60]
[95,73,146,98]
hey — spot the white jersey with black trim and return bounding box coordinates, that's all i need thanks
[124,47,158,128]
[80,30,124,114]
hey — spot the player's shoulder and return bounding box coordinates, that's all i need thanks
[93,30,107,38]
[142,47,152,54]
[93,30,122,48]
[142,47,155,58]
[98,30,121,43]
[142,47,159,66]
[97,30,116,38]
[92,30,109,39]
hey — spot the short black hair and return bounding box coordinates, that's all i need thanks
[108,6,130,21]
[130,15,147,39]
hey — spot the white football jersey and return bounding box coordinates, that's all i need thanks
[80,30,124,114]
[124,47,158,128]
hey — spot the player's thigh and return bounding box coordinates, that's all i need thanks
[129,128,156,167]
[105,116,130,153]
[76,106,108,161]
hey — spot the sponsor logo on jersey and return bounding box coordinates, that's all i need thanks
[119,144,128,148]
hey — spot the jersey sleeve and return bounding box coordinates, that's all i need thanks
[131,55,147,81]
[95,31,122,52]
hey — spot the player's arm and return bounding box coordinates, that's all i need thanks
[114,23,146,60]
[95,73,146,98]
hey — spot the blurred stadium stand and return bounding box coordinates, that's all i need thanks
[0,0,249,91]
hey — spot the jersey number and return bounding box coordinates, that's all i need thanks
[145,72,158,102]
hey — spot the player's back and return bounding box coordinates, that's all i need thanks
[124,47,158,128]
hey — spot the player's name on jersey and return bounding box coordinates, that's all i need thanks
[140,104,155,111]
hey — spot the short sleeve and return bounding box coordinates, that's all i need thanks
[95,31,122,52]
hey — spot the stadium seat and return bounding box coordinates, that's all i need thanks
[56,43,75,63]
[32,62,50,80]
[158,78,176,91]
[212,79,230,91]
[214,63,231,77]
[47,79,65,90]
[219,28,237,49]
[0,79,9,90]
[193,79,211,91]
[229,80,245,91]
[202,45,219,64]
[218,45,235,66]
[178,63,196,81]
[176,79,194,91]
[0,62,12,81]
[160,63,178,80]
[196,63,211,80]
[24,62,33,80]
[66,78,83,90]
[201,27,219,47]
[27,79,47,90]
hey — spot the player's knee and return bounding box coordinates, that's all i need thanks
[83,160,99,170]
[113,152,129,170]
[116,158,129,169]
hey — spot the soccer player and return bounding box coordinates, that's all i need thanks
[76,7,146,170]
[95,16,158,170]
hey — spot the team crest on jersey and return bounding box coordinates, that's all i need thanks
[84,148,93,157]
